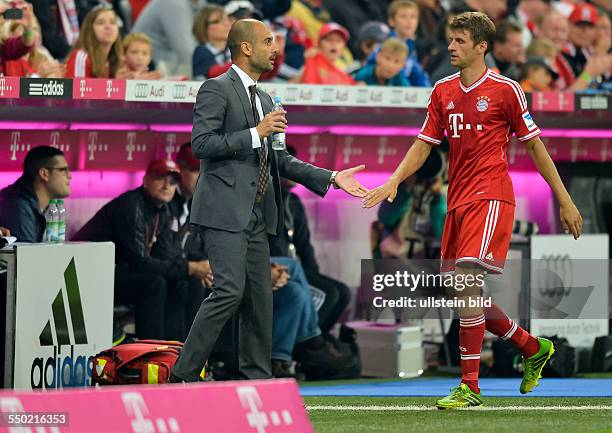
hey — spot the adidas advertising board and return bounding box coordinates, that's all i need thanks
[20,78,73,99]
[11,243,114,390]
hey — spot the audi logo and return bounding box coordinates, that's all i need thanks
[134,83,149,98]
[536,254,573,298]
[172,84,187,99]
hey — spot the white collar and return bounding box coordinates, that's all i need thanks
[231,64,257,91]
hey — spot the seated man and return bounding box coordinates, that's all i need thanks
[0,146,71,242]
[73,160,211,340]
[270,256,350,378]
[170,143,212,327]
[269,145,352,336]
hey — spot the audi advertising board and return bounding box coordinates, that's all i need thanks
[530,234,608,348]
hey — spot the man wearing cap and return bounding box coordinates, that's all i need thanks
[170,19,367,382]
[74,159,212,340]
[563,2,598,77]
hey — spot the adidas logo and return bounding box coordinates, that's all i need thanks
[31,257,94,389]
[39,258,88,346]
[485,252,494,261]
[447,101,455,110]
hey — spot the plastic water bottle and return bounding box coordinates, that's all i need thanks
[44,199,60,243]
[271,96,286,150]
[57,199,67,242]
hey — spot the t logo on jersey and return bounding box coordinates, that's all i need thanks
[448,113,483,138]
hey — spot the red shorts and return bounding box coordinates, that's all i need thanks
[440,199,514,274]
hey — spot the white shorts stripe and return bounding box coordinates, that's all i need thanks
[479,201,495,259]
[483,201,500,260]
[460,355,481,360]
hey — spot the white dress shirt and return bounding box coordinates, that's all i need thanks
[231,64,266,149]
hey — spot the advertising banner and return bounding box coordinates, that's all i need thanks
[12,243,114,390]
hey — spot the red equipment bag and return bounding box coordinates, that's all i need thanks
[92,339,183,385]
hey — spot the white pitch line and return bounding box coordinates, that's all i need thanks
[307,405,612,412]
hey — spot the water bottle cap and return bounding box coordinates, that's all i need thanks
[57,199,64,204]
[49,199,56,204]
[273,96,281,103]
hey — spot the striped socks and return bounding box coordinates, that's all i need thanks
[484,303,540,358]
[459,313,485,394]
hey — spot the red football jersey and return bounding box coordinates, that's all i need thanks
[418,68,541,211]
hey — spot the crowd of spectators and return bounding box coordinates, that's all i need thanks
[0,0,609,91]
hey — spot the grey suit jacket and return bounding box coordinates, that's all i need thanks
[190,67,333,236]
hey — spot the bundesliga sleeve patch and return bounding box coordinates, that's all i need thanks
[522,111,537,131]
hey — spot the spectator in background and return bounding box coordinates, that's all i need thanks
[288,0,354,70]
[487,20,525,81]
[414,0,446,61]
[367,0,431,87]
[5,17,65,77]
[192,5,232,80]
[452,0,507,22]
[73,160,212,340]
[301,22,355,85]
[513,0,552,48]
[526,37,558,65]
[563,2,598,77]
[208,0,291,21]
[353,38,410,86]
[0,1,35,75]
[272,15,314,81]
[323,0,391,56]
[0,147,71,243]
[519,56,558,92]
[132,0,202,77]
[349,21,390,72]
[29,0,79,61]
[269,145,352,336]
[595,12,612,90]
[65,7,123,78]
[170,144,211,331]
[117,32,161,79]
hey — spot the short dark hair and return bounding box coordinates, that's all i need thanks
[227,19,257,60]
[449,12,496,53]
[494,20,523,44]
[23,146,64,182]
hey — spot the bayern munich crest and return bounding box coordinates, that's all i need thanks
[476,95,490,112]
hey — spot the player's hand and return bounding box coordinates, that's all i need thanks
[362,180,399,208]
[560,201,583,240]
[189,260,212,280]
[256,111,287,140]
[0,226,10,237]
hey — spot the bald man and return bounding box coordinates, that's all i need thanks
[170,19,367,381]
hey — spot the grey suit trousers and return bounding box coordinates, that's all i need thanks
[172,202,273,380]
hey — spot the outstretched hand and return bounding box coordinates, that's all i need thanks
[362,180,399,208]
[335,165,368,197]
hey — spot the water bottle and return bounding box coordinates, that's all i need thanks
[57,199,67,242]
[44,199,59,243]
[271,96,286,151]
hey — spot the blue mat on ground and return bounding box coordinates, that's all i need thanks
[300,378,612,397]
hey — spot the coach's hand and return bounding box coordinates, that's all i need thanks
[362,179,399,208]
[560,200,583,240]
[256,111,287,140]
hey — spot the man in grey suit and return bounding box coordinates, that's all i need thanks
[170,19,367,381]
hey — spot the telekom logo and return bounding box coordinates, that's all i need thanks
[377,137,397,164]
[237,386,293,433]
[308,135,328,163]
[126,133,146,161]
[88,132,108,161]
[106,80,120,98]
[10,132,30,161]
[79,79,92,97]
[1,397,61,433]
[122,392,180,433]
[165,134,178,159]
[342,136,362,164]
[0,77,13,96]
[448,113,483,138]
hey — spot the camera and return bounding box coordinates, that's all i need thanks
[3,8,23,20]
